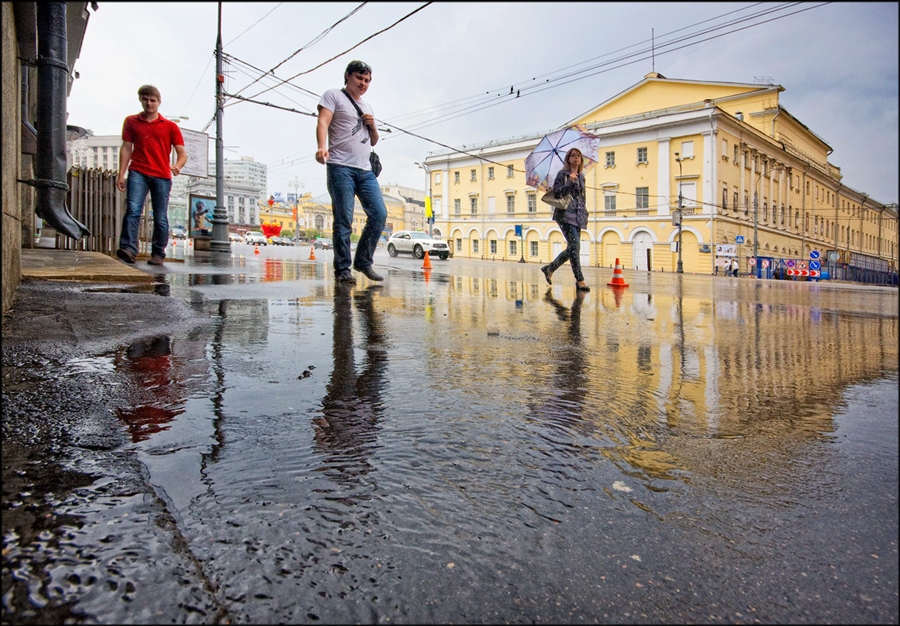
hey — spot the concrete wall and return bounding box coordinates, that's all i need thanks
[2,2,24,317]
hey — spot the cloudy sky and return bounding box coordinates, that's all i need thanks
[67,2,898,204]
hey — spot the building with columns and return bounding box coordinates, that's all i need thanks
[423,73,897,276]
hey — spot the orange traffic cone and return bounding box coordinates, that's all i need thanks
[254,244,260,255]
[422,250,432,269]
[607,258,629,287]
[309,245,316,260]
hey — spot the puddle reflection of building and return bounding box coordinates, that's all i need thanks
[313,285,387,486]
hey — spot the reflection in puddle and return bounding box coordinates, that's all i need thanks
[113,335,210,443]
[313,286,387,491]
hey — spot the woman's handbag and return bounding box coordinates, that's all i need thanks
[541,190,571,210]
[341,89,382,177]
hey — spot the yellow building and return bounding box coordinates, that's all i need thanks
[425,73,897,277]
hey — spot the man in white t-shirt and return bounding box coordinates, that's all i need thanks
[315,60,387,283]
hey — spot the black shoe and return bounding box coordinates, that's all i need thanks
[116,248,136,264]
[577,284,591,292]
[353,264,384,281]
[336,271,356,283]
[541,265,553,285]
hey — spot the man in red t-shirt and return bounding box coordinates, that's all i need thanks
[116,84,188,266]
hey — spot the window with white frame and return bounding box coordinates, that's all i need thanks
[454,171,460,184]
[680,141,694,158]
[681,182,697,208]
[530,241,538,257]
[472,239,479,254]
[435,172,441,184]
[506,194,515,213]
[470,197,477,214]
[528,193,536,213]
[722,138,728,158]
[488,167,494,180]
[490,240,497,255]
[509,240,517,256]
[454,199,461,216]
[605,151,615,167]
[507,165,514,178]
[604,194,616,214]
[733,144,739,163]
[636,147,648,164]
[470,169,477,182]
[636,187,649,210]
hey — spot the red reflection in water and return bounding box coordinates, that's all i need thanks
[264,258,283,282]
[115,336,183,443]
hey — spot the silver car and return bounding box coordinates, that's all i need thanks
[387,231,450,260]
[244,231,267,246]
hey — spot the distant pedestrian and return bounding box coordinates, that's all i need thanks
[116,85,187,266]
[731,258,740,277]
[541,148,590,291]
[315,60,387,283]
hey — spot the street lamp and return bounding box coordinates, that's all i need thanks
[674,152,684,273]
[415,162,432,235]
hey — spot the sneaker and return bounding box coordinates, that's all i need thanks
[148,256,165,266]
[541,265,553,285]
[116,248,136,265]
[336,270,356,283]
[353,264,384,281]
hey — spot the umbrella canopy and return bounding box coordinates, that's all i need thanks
[525,125,600,191]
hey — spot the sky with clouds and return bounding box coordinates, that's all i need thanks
[66,2,898,205]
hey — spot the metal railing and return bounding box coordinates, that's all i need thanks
[55,167,154,257]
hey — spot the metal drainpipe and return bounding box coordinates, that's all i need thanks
[29,3,90,240]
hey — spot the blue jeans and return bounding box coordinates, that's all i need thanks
[326,164,387,275]
[547,221,584,282]
[119,170,172,259]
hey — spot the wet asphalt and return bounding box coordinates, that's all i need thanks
[2,244,898,624]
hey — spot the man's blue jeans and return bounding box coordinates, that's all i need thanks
[119,170,172,259]
[326,164,387,275]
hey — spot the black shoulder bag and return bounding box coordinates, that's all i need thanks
[341,89,382,177]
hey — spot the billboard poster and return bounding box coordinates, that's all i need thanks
[189,194,216,238]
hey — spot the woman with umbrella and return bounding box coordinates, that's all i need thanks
[541,147,590,292]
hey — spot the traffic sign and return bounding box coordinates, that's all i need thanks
[809,270,820,277]
[810,250,820,260]
[810,260,821,270]
[735,235,745,244]
[799,260,807,269]
[748,258,756,265]
[786,259,796,267]
[761,259,770,268]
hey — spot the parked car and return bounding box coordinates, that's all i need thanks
[171,226,187,239]
[228,232,242,242]
[271,236,294,246]
[313,238,333,250]
[244,231,267,246]
[387,231,451,260]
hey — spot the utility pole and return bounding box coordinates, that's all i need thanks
[210,2,231,254]
[416,162,432,235]
[289,177,303,244]
[675,152,684,273]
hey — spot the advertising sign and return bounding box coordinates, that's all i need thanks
[189,194,216,238]
[177,128,210,178]
[716,244,736,257]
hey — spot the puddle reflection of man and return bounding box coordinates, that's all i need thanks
[314,285,387,481]
[116,335,181,442]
